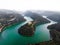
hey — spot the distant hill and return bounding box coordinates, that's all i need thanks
[30,10,60,16]
[34,10,60,23]
[47,14,60,22]
[28,10,60,16]
[40,11,60,16]
[24,11,50,26]
[0,9,26,25]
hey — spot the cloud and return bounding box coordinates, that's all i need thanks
[0,0,60,11]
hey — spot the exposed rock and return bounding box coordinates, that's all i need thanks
[18,21,36,37]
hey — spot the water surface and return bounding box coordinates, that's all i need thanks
[0,16,57,45]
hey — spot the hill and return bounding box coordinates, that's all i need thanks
[0,9,26,25]
[47,14,60,22]
[24,11,50,26]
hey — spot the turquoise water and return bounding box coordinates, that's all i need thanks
[0,16,56,45]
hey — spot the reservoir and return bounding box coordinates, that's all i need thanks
[0,16,57,45]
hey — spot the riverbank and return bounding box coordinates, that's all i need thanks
[0,21,25,34]
[28,40,58,45]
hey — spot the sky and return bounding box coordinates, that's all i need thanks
[0,0,60,11]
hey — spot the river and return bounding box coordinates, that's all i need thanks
[0,16,57,45]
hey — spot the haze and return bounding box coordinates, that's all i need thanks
[0,0,60,11]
